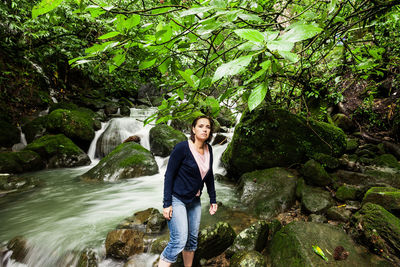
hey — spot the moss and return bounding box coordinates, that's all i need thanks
[24,134,83,157]
[149,124,186,157]
[336,184,363,201]
[119,154,148,167]
[346,138,359,152]
[0,150,44,173]
[373,154,400,169]
[362,187,400,212]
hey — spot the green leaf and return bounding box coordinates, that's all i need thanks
[244,68,266,85]
[234,29,265,43]
[279,51,299,63]
[98,31,120,40]
[264,31,279,42]
[156,115,172,124]
[237,13,263,22]
[32,0,64,18]
[176,88,184,100]
[179,69,195,88]
[158,58,171,74]
[213,55,253,82]
[180,7,214,17]
[124,14,140,30]
[260,60,271,70]
[281,23,323,43]
[248,82,268,112]
[139,58,157,70]
[267,40,294,51]
[238,42,264,51]
[205,96,220,116]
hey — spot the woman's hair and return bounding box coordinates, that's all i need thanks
[190,115,214,143]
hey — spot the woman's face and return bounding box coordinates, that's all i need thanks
[192,118,211,142]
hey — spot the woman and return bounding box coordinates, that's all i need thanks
[158,115,218,267]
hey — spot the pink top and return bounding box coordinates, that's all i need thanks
[188,140,210,180]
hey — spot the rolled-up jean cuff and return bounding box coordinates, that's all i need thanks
[160,253,175,263]
[184,247,197,251]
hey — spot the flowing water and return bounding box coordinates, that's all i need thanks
[0,109,238,267]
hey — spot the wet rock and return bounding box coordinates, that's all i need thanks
[226,220,269,257]
[24,134,90,169]
[345,200,362,212]
[238,167,297,219]
[118,208,166,234]
[311,152,340,170]
[76,248,98,267]
[0,175,40,196]
[362,187,400,214]
[0,120,20,148]
[195,221,236,262]
[104,103,119,116]
[7,236,28,263]
[301,186,334,214]
[212,134,228,146]
[22,116,48,143]
[123,135,141,144]
[346,138,359,153]
[270,221,376,266]
[335,169,400,188]
[308,214,327,223]
[149,235,169,254]
[335,184,364,201]
[0,150,44,174]
[222,106,346,179]
[351,203,400,263]
[326,206,352,222]
[149,124,186,157]
[302,159,332,186]
[230,250,266,267]
[81,142,158,181]
[120,106,131,117]
[105,229,144,260]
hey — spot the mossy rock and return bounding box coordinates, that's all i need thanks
[269,221,378,267]
[149,124,187,157]
[230,250,266,267]
[222,106,346,179]
[49,102,79,113]
[373,154,400,169]
[238,167,297,219]
[226,220,269,257]
[326,206,352,222]
[302,159,332,186]
[0,174,40,195]
[335,170,400,188]
[0,120,20,148]
[217,106,237,128]
[301,186,334,214]
[332,113,355,132]
[351,203,400,262]
[362,187,400,213]
[336,184,364,201]
[117,208,166,234]
[311,152,340,170]
[346,138,359,152]
[105,229,144,260]
[46,109,96,151]
[0,150,44,174]
[81,142,158,181]
[149,234,169,254]
[22,116,48,143]
[24,134,90,168]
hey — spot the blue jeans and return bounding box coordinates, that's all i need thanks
[160,195,201,263]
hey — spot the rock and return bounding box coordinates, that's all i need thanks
[222,106,346,179]
[195,221,236,262]
[302,159,332,186]
[362,187,400,214]
[104,102,119,116]
[226,220,269,257]
[373,154,400,169]
[345,200,362,212]
[335,169,400,188]
[0,150,44,174]
[105,229,144,260]
[335,184,364,201]
[81,142,158,181]
[49,102,79,113]
[0,175,40,196]
[0,120,20,148]
[46,109,97,151]
[295,178,305,199]
[76,248,98,267]
[230,250,266,267]
[326,206,352,222]
[149,235,169,254]
[7,236,28,263]
[238,167,297,219]
[346,138,359,152]
[311,152,340,170]
[137,83,163,107]
[123,135,141,143]
[301,186,334,214]
[24,134,90,168]
[351,203,400,262]
[22,116,48,143]
[332,113,355,132]
[120,106,131,116]
[117,208,166,234]
[307,214,327,223]
[212,134,228,146]
[270,221,376,266]
[149,124,187,157]
[216,106,236,128]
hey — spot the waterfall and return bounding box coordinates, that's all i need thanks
[11,127,27,152]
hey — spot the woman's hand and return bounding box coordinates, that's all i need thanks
[163,206,173,220]
[209,203,218,215]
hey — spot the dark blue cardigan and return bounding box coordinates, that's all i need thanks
[163,141,216,208]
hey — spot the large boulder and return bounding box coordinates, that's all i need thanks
[195,221,236,262]
[238,167,297,219]
[105,229,144,260]
[22,116,48,143]
[230,250,266,267]
[362,187,400,214]
[0,174,40,196]
[46,109,97,151]
[302,159,332,186]
[0,120,20,148]
[81,142,158,181]
[334,169,400,188]
[117,208,166,234]
[351,203,400,262]
[226,220,269,257]
[301,186,334,214]
[335,184,364,201]
[222,106,346,179]
[0,150,44,174]
[269,221,381,267]
[149,124,187,157]
[24,134,90,168]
